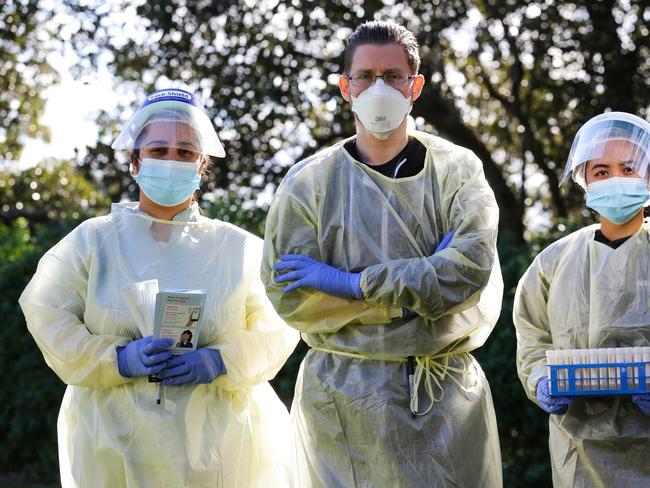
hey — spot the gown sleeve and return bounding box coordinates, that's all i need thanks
[513,253,554,402]
[261,174,402,334]
[19,221,131,388]
[216,236,300,390]
[361,149,499,321]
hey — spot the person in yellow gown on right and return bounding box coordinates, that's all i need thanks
[514,111,650,487]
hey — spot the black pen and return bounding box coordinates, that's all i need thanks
[407,356,416,416]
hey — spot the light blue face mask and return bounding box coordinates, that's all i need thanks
[586,176,650,224]
[135,158,202,207]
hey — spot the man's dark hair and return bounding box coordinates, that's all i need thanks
[344,20,420,74]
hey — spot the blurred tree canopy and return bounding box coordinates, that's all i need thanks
[0,160,110,226]
[67,0,650,241]
[2,0,650,485]
[0,0,58,162]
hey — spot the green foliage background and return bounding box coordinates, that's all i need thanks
[0,219,68,482]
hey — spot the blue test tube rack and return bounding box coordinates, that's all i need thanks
[549,361,649,397]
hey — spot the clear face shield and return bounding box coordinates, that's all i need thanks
[562,112,650,189]
[112,89,225,207]
[111,88,225,160]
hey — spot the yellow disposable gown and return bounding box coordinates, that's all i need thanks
[514,223,650,487]
[262,130,503,487]
[19,202,299,488]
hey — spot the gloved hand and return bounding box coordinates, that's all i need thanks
[117,336,174,378]
[436,230,455,252]
[631,393,650,415]
[402,308,418,319]
[536,376,575,414]
[402,231,456,319]
[158,348,227,386]
[273,254,362,299]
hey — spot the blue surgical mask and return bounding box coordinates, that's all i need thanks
[586,177,650,224]
[135,158,202,207]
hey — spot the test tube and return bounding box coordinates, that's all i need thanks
[598,348,608,391]
[545,350,553,390]
[562,349,575,391]
[589,348,599,391]
[607,348,617,391]
[642,347,650,393]
[555,350,566,391]
[574,349,584,391]
[616,348,624,391]
[633,347,643,390]
[555,350,563,392]
[624,347,635,391]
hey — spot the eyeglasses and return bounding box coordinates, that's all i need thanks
[347,73,416,89]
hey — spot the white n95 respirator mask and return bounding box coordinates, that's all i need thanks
[351,79,412,140]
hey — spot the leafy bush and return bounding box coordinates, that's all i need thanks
[0,219,76,482]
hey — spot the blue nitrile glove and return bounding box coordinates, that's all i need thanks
[117,336,174,378]
[402,231,456,319]
[436,230,455,252]
[158,348,227,386]
[631,393,650,415]
[402,308,418,319]
[536,376,575,414]
[273,254,363,299]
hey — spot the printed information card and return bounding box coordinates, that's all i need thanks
[153,289,207,355]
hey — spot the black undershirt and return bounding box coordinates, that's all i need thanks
[594,229,631,249]
[344,136,426,178]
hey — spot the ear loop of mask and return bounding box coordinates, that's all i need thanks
[131,157,142,178]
